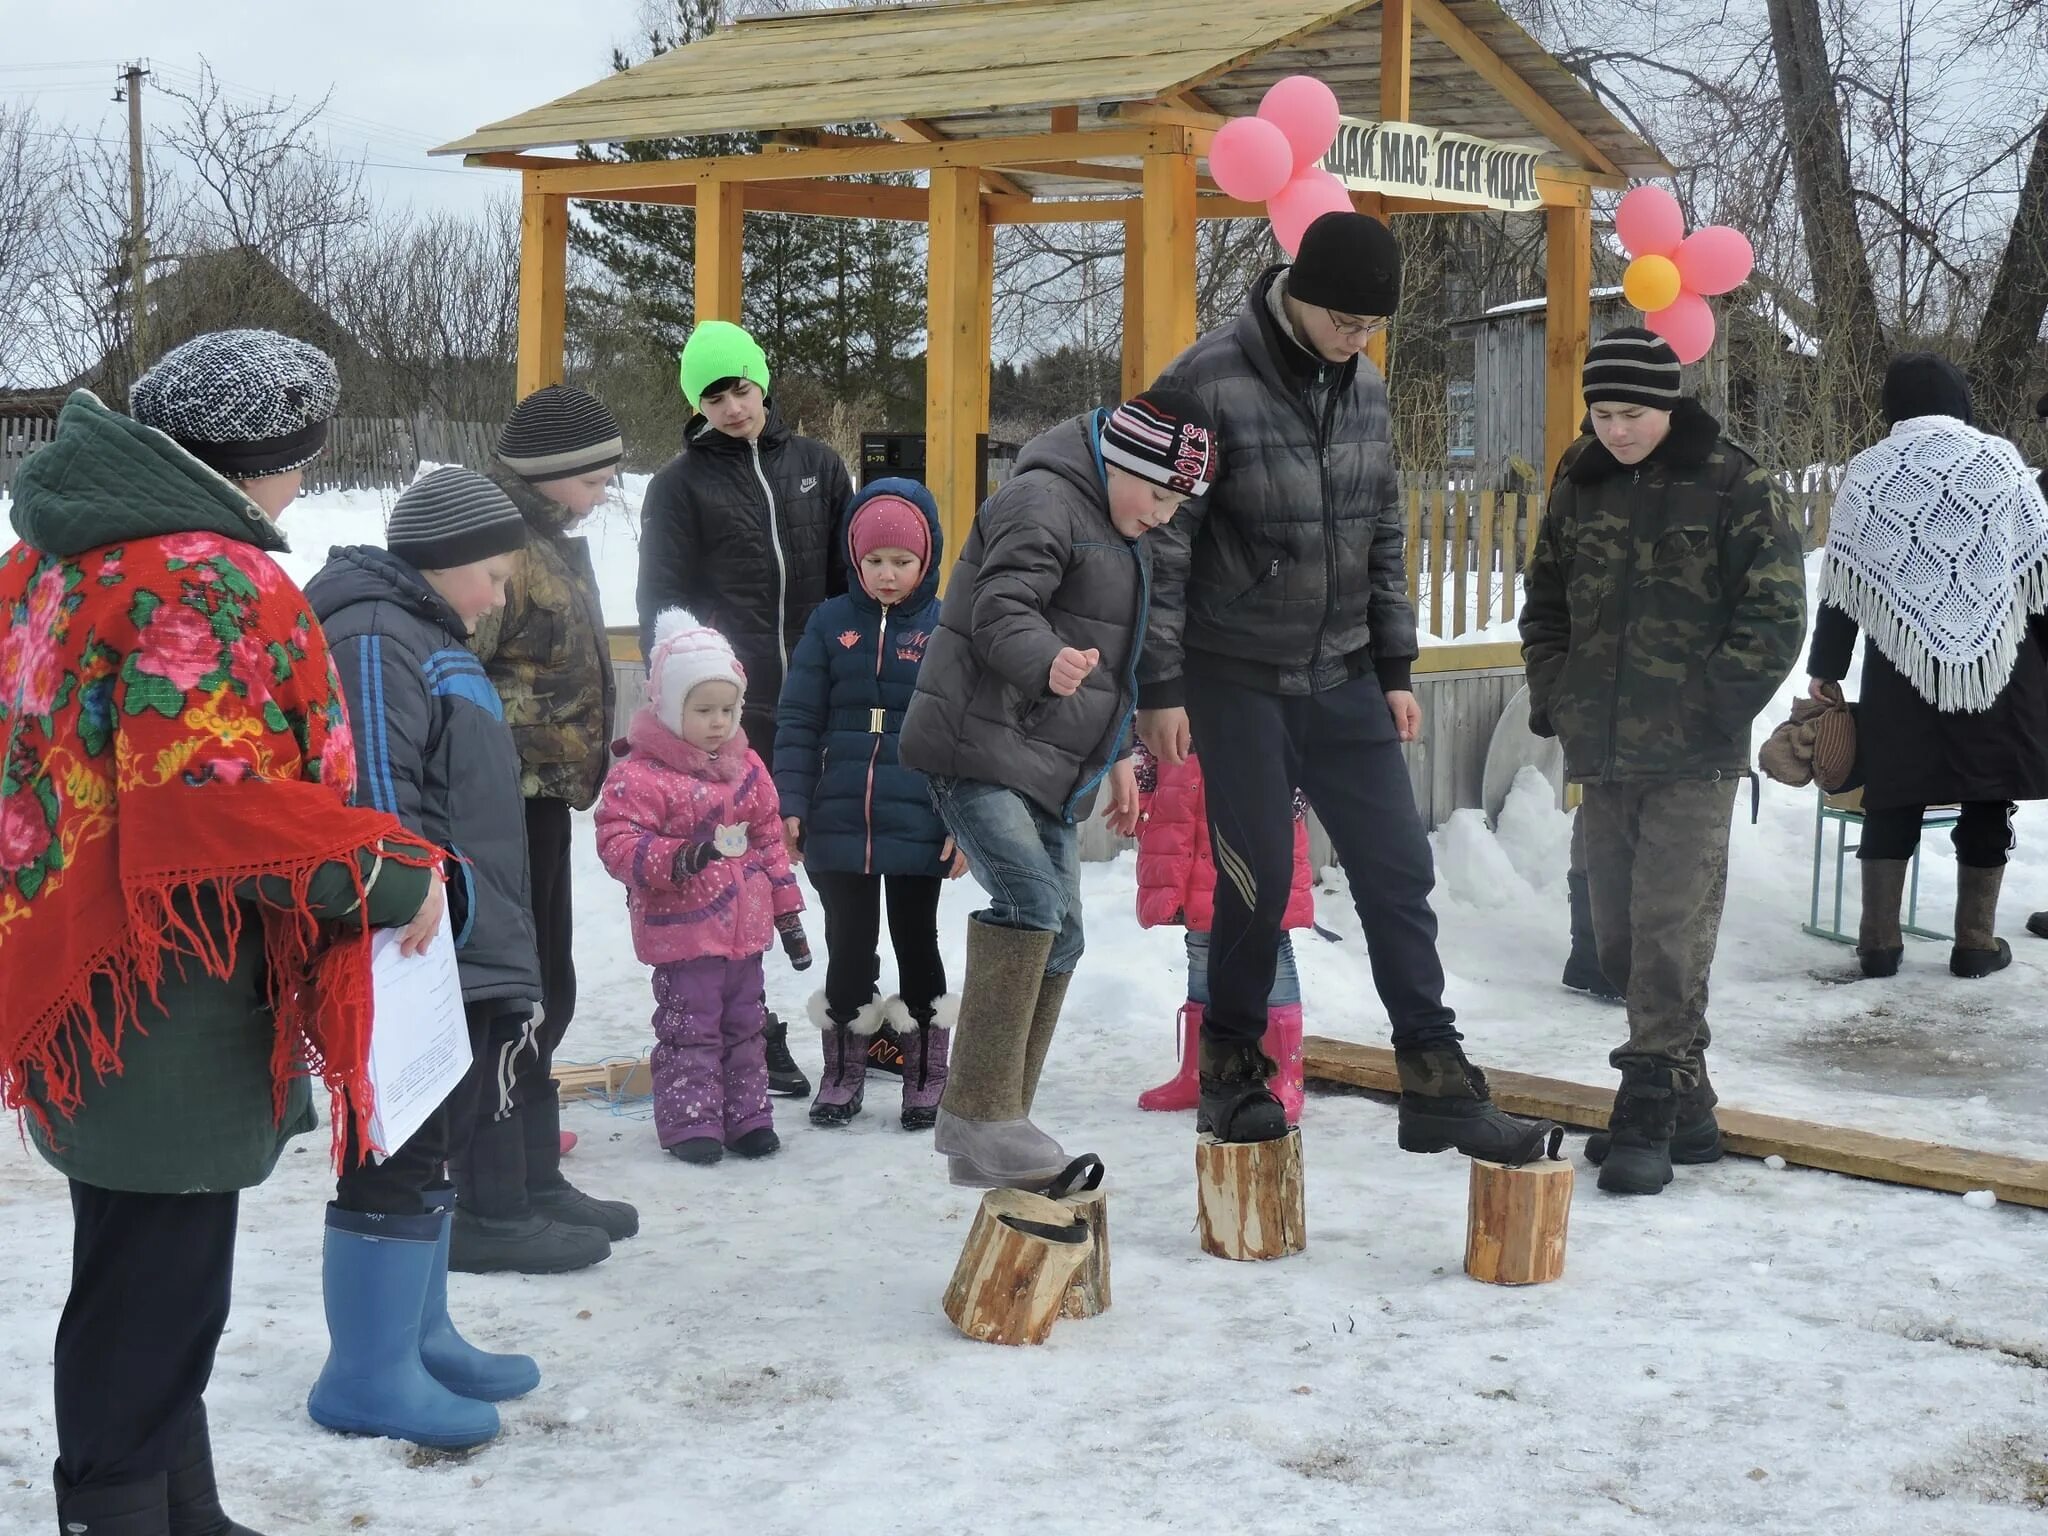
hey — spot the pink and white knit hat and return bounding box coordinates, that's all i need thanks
[646,608,747,734]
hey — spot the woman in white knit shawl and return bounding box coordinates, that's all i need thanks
[1807,353,2048,981]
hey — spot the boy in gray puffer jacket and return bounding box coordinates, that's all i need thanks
[901,389,1220,1188]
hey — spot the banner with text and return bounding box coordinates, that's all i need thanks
[1321,119,1545,213]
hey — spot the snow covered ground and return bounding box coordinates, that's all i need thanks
[6,478,2048,1532]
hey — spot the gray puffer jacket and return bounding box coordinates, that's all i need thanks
[1140,265,1417,705]
[307,546,542,1008]
[900,413,1148,823]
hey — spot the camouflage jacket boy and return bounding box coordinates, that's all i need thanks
[469,462,617,808]
[1519,399,1807,783]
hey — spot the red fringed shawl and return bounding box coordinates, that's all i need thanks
[0,530,439,1161]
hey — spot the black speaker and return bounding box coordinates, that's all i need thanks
[859,432,1015,507]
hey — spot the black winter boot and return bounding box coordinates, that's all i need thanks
[763,1009,811,1098]
[1395,1045,1560,1164]
[54,1466,168,1536]
[166,1402,262,1536]
[1586,1079,1722,1166]
[449,1112,610,1275]
[1196,1037,1289,1143]
[866,1023,907,1079]
[522,1086,639,1242]
[1596,1072,1679,1195]
[1561,873,1622,1003]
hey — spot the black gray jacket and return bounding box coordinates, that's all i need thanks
[307,546,542,1008]
[1141,266,1417,705]
[900,413,1148,824]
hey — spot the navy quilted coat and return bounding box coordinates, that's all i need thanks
[773,479,949,877]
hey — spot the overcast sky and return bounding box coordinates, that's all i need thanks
[1,0,647,216]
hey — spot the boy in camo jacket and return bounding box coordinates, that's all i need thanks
[1520,328,1806,1199]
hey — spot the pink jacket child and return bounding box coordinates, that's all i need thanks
[595,609,811,1165]
[1132,743,1313,1122]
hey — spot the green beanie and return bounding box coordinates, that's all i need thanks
[679,320,772,406]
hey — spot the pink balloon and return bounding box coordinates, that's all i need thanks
[1674,225,1755,297]
[1648,291,1716,365]
[1267,168,1355,256]
[1209,116,1296,203]
[1615,185,1684,258]
[1258,75,1342,173]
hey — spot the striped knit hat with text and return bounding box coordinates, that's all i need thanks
[1099,388,1220,498]
[386,466,528,569]
[1581,326,1683,410]
[495,384,625,482]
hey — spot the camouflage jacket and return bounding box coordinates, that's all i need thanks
[1519,400,1807,782]
[469,462,616,808]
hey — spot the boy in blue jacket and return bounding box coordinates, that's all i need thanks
[775,479,965,1131]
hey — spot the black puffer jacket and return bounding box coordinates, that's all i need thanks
[1141,266,1416,705]
[307,547,541,1007]
[900,413,1148,823]
[635,409,852,712]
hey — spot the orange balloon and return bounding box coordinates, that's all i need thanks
[1623,254,1683,314]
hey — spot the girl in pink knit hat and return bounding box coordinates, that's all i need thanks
[594,610,812,1164]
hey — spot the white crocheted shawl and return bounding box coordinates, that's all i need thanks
[1819,414,2048,713]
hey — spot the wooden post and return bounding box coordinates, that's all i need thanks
[1120,213,1146,400]
[1427,486,1447,638]
[975,218,996,465]
[515,181,568,397]
[1544,196,1592,484]
[695,178,745,325]
[1059,1186,1111,1319]
[1196,1130,1306,1261]
[1140,139,1198,383]
[1465,1157,1573,1285]
[1381,0,1414,124]
[926,166,987,573]
[1405,484,1423,604]
[1476,488,1497,629]
[943,1189,1093,1345]
[1452,488,1469,638]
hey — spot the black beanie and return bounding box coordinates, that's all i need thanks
[1582,326,1683,410]
[387,467,528,569]
[1881,352,1972,426]
[1286,212,1400,317]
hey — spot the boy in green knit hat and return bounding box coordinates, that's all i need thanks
[637,318,854,1097]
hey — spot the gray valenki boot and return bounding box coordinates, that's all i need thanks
[1951,864,2013,978]
[890,993,956,1132]
[1855,858,1908,979]
[808,991,883,1127]
[1019,969,1073,1116]
[932,918,1067,1189]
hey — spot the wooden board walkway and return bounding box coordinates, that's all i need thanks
[1306,1036,2048,1211]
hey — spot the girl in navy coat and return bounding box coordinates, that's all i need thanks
[775,479,964,1130]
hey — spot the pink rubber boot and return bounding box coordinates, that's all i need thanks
[1137,1002,1203,1112]
[558,1131,577,1156]
[1262,1003,1305,1125]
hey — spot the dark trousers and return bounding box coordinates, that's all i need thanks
[522,797,577,1088]
[1185,661,1458,1050]
[809,870,947,1018]
[1860,800,2014,868]
[55,1183,238,1489]
[336,1005,496,1216]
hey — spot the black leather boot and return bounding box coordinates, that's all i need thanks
[522,1085,639,1242]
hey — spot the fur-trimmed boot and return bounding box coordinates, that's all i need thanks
[1137,1002,1203,1113]
[808,992,883,1127]
[891,993,957,1131]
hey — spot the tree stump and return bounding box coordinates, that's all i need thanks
[1195,1129,1305,1261]
[943,1189,1094,1345]
[1464,1156,1573,1285]
[1059,1187,1111,1318]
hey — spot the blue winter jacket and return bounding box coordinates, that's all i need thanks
[774,479,949,877]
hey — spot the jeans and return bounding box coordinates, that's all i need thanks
[1185,928,1299,1007]
[930,777,1085,974]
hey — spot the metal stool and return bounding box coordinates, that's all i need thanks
[1804,789,1958,945]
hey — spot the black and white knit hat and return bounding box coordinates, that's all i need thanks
[1582,326,1683,410]
[496,385,624,482]
[129,328,341,478]
[386,467,528,569]
[1099,389,1220,499]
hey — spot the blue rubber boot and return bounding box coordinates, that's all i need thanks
[307,1205,500,1449]
[421,1206,540,1403]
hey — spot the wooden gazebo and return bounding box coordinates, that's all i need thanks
[435,0,1670,555]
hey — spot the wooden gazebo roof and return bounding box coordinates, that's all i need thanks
[435,0,1670,195]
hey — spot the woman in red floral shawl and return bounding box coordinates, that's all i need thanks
[0,330,443,1536]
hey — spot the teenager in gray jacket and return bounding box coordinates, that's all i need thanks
[901,390,1219,1185]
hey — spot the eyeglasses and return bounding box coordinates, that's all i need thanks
[1325,309,1389,341]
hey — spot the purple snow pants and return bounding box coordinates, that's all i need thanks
[650,953,773,1148]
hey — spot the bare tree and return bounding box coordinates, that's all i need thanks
[0,106,66,383]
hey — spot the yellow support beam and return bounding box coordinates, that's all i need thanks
[1121,212,1146,400]
[1544,194,1593,482]
[1412,0,1623,177]
[926,166,987,575]
[1381,0,1413,124]
[976,219,995,445]
[1139,143,1198,384]
[695,179,745,325]
[515,182,567,397]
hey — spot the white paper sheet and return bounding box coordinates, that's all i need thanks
[365,922,471,1159]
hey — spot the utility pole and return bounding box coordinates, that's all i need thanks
[116,62,149,381]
